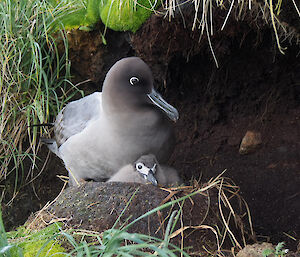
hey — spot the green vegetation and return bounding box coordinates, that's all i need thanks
[7,223,65,257]
[100,0,159,32]
[0,208,65,257]
[0,172,252,256]
[262,242,289,257]
[0,190,191,256]
[58,188,190,256]
[0,0,79,200]
[49,0,102,30]
[50,0,159,32]
[0,207,23,256]
[59,226,188,256]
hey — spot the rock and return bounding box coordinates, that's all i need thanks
[236,243,275,257]
[239,131,262,155]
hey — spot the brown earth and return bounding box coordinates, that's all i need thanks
[2,1,300,254]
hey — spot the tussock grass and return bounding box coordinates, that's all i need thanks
[0,0,79,201]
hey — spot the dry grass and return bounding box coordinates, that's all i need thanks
[136,0,300,66]
[152,171,254,256]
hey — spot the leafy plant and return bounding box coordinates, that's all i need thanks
[262,242,289,257]
[0,207,23,257]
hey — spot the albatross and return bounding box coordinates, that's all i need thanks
[44,57,179,185]
[108,154,181,186]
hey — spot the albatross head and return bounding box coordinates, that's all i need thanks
[102,57,179,122]
[134,154,159,186]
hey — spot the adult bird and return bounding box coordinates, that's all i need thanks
[44,57,179,185]
[108,154,182,186]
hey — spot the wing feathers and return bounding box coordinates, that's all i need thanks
[54,92,102,147]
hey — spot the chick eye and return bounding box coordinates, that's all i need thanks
[136,162,144,171]
[130,77,139,86]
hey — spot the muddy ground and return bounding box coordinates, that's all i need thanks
[2,1,300,254]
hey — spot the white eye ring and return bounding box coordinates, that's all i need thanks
[135,162,150,177]
[135,162,145,171]
[130,77,139,85]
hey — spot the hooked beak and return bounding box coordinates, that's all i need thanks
[147,88,179,122]
[146,170,158,186]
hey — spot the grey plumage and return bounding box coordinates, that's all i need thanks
[107,164,153,184]
[108,154,181,186]
[44,57,179,186]
[41,138,60,157]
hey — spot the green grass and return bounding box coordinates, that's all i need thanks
[7,223,65,257]
[0,190,191,257]
[0,0,80,201]
[0,207,23,256]
[36,188,193,256]
[49,0,96,30]
[1,206,65,257]
[1,173,253,256]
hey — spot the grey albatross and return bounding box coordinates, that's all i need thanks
[108,154,181,186]
[44,57,179,186]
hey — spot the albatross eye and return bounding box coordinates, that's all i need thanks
[136,162,145,171]
[130,77,139,86]
[135,162,150,176]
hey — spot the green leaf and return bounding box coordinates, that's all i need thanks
[262,249,273,257]
[275,242,285,253]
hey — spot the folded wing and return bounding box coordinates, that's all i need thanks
[54,92,102,147]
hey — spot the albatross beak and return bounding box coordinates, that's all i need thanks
[147,88,179,122]
[146,170,158,186]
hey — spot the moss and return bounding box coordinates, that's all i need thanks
[59,9,88,30]
[21,240,65,257]
[86,0,104,24]
[8,223,65,257]
[50,0,159,32]
[100,0,159,32]
[50,0,100,30]
[61,0,104,30]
